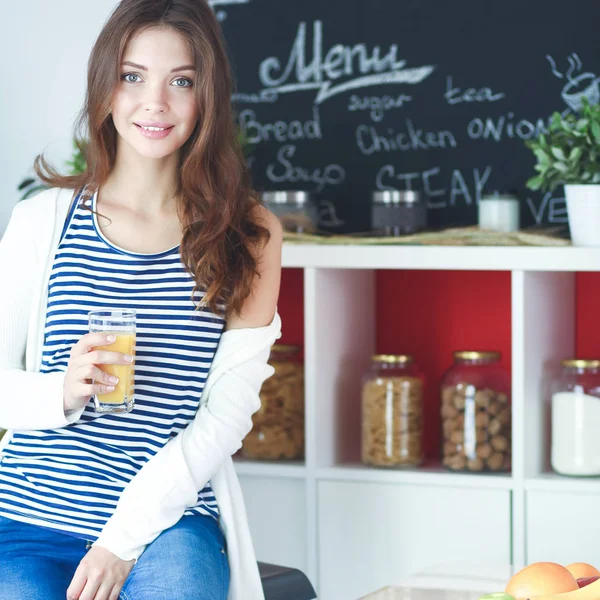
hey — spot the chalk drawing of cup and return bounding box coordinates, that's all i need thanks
[562,72,600,111]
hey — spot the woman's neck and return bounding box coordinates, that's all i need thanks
[102,148,180,215]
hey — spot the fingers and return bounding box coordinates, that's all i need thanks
[64,334,133,412]
[77,364,120,386]
[78,382,116,398]
[66,548,134,600]
[72,365,116,397]
[75,363,119,386]
[66,565,87,600]
[71,333,118,358]
[108,585,122,600]
[89,581,113,600]
[108,585,123,600]
[83,350,134,366]
[77,576,102,600]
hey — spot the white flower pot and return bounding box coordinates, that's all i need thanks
[565,184,600,246]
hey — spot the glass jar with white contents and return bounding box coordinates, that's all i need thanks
[551,359,600,476]
[478,192,520,233]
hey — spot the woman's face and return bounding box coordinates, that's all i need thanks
[111,26,199,160]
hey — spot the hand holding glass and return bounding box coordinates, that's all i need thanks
[88,310,136,414]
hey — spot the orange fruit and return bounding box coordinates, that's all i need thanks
[565,563,600,580]
[505,562,578,599]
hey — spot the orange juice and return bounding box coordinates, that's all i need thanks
[95,332,135,405]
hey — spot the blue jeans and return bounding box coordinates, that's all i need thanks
[0,515,230,600]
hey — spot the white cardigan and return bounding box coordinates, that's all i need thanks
[0,187,282,600]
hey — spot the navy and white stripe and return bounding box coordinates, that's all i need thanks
[0,189,225,540]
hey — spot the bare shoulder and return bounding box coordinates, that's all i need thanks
[247,203,283,271]
[253,203,283,245]
[225,203,283,331]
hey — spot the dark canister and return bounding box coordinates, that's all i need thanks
[371,190,427,236]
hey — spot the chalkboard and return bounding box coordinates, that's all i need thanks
[213,0,600,233]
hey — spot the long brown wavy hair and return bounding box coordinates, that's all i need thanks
[34,0,269,317]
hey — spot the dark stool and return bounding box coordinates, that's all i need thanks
[258,562,317,600]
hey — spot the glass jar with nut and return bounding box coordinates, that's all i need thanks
[440,351,511,473]
[361,354,425,468]
[241,344,305,461]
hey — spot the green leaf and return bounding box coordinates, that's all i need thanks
[553,162,568,173]
[560,118,572,131]
[569,147,583,163]
[593,172,600,183]
[526,175,544,191]
[534,148,550,164]
[551,147,566,161]
[17,177,37,191]
[576,118,589,131]
[592,120,600,143]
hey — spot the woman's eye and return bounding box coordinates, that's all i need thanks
[121,72,141,84]
[173,77,193,88]
[120,73,192,87]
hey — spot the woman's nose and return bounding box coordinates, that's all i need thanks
[143,83,168,112]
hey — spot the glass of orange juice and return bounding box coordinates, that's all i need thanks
[88,309,136,414]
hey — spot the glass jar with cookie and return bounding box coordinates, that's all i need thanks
[440,351,511,473]
[241,344,305,461]
[361,354,425,468]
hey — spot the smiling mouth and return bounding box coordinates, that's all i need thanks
[134,124,174,132]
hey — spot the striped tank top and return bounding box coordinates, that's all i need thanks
[0,188,225,540]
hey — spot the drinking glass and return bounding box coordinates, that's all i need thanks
[88,309,136,414]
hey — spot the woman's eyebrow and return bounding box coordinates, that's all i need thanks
[121,61,195,72]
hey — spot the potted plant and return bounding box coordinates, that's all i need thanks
[526,97,600,246]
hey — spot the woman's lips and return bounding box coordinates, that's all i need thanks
[134,123,174,139]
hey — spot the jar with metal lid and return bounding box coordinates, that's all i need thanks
[551,359,600,476]
[262,191,318,234]
[361,354,425,468]
[241,344,305,460]
[440,351,511,472]
[371,190,427,236]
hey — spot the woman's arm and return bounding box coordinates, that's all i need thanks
[225,205,283,332]
[92,207,283,560]
[0,201,81,430]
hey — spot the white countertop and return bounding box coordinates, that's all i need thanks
[400,562,519,593]
[359,563,519,599]
[361,587,488,600]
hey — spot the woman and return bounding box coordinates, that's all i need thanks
[0,1,282,599]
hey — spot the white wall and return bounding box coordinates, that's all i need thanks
[0,1,120,236]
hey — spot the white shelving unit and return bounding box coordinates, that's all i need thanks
[234,244,600,600]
